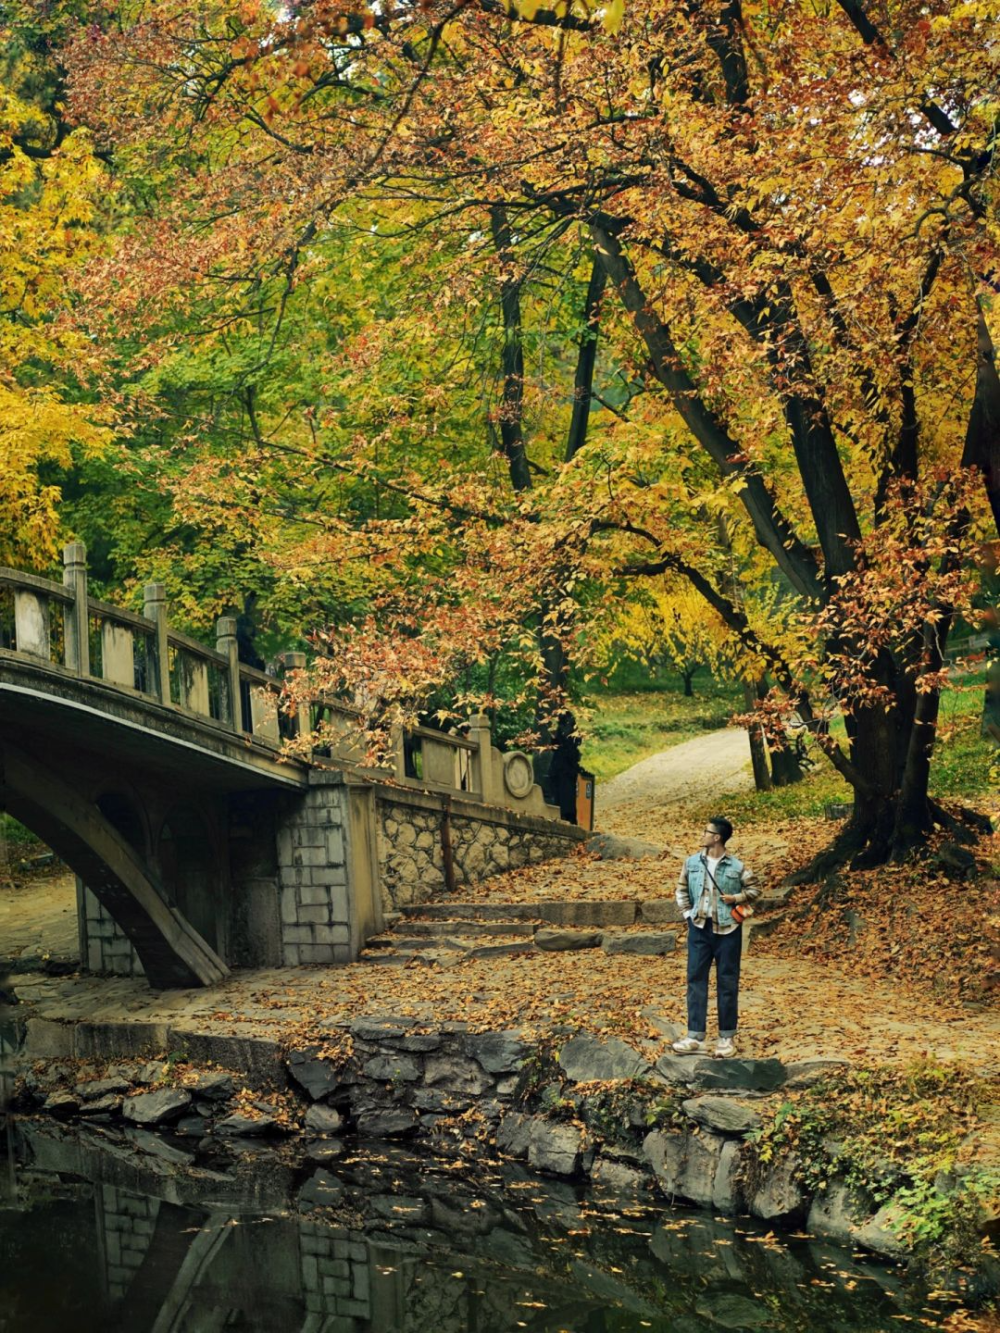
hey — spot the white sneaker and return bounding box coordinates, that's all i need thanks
[671,1037,706,1055]
[714,1037,736,1058]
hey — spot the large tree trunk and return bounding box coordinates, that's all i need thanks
[743,679,772,792]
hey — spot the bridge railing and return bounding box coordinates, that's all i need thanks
[1,546,564,816]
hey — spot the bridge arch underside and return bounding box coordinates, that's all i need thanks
[0,686,298,989]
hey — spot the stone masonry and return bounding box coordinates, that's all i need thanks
[277,786,353,966]
[99,1184,161,1301]
[376,790,584,912]
[80,883,143,978]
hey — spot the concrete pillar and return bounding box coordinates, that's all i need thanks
[63,541,90,675]
[468,713,496,803]
[143,584,171,705]
[281,651,311,744]
[215,616,242,732]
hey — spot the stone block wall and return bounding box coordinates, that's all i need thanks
[376,790,584,911]
[98,1185,160,1300]
[277,786,353,966]
[299,1221,371,1322]
[79,882,144,977]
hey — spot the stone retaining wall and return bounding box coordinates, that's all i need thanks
[79,884,144,977]
[375,789,585,911]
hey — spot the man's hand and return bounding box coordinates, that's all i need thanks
[720,894,738,905]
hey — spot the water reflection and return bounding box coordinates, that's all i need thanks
[0,1118,940,1332]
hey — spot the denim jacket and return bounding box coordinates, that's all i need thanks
[676,853,756,930]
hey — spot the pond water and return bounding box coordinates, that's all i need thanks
[0,1117,961,1332]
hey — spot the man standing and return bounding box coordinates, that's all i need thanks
[671,817,759,1058]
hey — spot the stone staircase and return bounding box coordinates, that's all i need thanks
[361,887,791,966]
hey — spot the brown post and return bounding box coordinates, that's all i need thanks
[144,584,171,706]
[62,542,90,676]
[468,713,496,803]
[215,616,242,732]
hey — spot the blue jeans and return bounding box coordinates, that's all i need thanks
[686,922,742,1040]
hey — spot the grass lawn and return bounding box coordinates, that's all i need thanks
[580,674,743,782]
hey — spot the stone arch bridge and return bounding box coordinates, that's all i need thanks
[0,546,585,989]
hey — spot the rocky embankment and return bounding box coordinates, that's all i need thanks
[8,1015,998,1295]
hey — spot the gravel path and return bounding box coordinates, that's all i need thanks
[598,727,753,838]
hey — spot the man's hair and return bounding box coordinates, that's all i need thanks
[708,816,733,845]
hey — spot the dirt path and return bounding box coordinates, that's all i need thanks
[0,871,78,968]
[597,727,753,842]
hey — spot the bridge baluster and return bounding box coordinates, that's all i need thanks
[63,542,90,676]
[143,585,171,705]
[281,651,311,745]
[215,617,242,732]
[13,588,51,661]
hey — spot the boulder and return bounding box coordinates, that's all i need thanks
[75,1077,130,1101]
[355,1107,420,1138]
[286,1048,344,1100]
[304,1104,344,1136]
[853,1201,909,1259]
[42,1091,80,1117]
[527,1120,584,1176]
[602,931,676,957]
[643,1129,725,1207]
[216,1111,277,1136]
[496,1111,532,1157]
[174,1115,209,1138]
[350,1016,418,1040]
[807,1180,872,1245]
[535,929,603,952]
[751,1154,807,1223]
[187,1070,235,1101]
[687,1058,786,1093]
[305,1140,347,1167]
[363,1053,421,1082]
[784,1058,849,1090]
[712,1140,742,1213]
[399,1033,442,1053]
[78,1094,123,1118]
[586,833,663,860]
[558,1034,650,1084]
[464,1031,528,1074]
[424,1053,493,1095]
[695,1293,772,1329]
[591,1156,648,1193]
[682,1096,761,1136]
[123,1088,192,1126]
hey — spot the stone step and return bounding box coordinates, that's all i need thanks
[401,900,646,927]
[361,925,678,964]
[386,919,535,939]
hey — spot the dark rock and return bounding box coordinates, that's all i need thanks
[75,1077,130,1101]
[535,928,603,951]
[350,1016,418,1041]
[174,1115,210,1138]
[216,1111,277,1137]
[356,1107,420,1138]
[853,1201,909,1259]
[363,1052,421,1082]
[464,1031,527,1074]
[412,1087,473,1114]
[643,1128,725,1207]
[43,1091,80,1117]
[123,1088,191,1126]
[304,1140,347,1166]
[682,1096,761,1135]
[784,1058,849,1089]
[695,1293,772,1329]
[286,1048,343,1100]
[496,1111,532,1157]
[304,1104,343,1135]
[187,1070,235,1101]
[526,1119,583,1176]
[602,931,676,956]
[398,1032,442,1052]
[78,1094,123,1117]
[424,1053,493,1094]
[558,1034,650,1083]
[932,842,977,879]
[807,1180,872,1244]
[135,1061,166,1085]
[298,1169,345,1209]
[713,1140,742,1212]
[751,1153,806,1222]
[591,1156,648,1193]
[670,1057,786,1093]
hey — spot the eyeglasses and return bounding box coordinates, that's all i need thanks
[703,828,720,837]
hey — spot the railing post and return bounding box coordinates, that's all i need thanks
[215,616,242,732]
[62,541,90,676]
[468,713,496,803]
[143,583,171,705]
[281,651,311,745]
